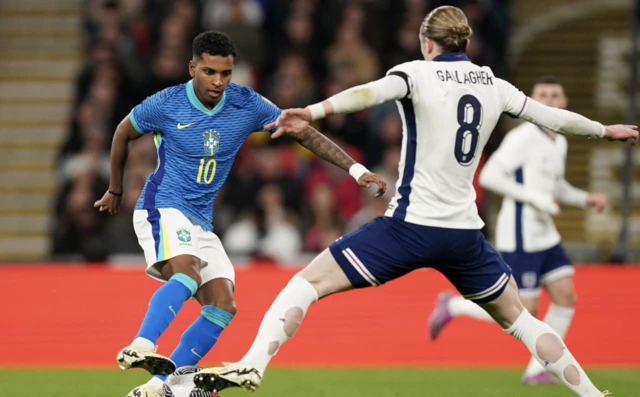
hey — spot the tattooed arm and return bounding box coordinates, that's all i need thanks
[291,126,355,172]
[289,126,387,197]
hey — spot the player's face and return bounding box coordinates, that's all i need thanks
[531,84,567,109]
[189,53,234,108]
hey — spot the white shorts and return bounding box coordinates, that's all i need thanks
[133,208,234,285]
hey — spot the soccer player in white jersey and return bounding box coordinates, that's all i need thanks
[193,6,637,397]
[428,76,608,385]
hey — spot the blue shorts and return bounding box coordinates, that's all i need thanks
[329,216,512,303]
[501,244,574,299]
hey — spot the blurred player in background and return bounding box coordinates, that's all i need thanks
[193,6,636,397]
[93,30,385,397]
[428,76,608,385]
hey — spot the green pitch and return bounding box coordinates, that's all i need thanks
[0,368,638,397]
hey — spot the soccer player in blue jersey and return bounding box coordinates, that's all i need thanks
[94,31,386,397]
[193,7,636,397]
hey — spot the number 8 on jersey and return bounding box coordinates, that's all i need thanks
[455,95,482,166]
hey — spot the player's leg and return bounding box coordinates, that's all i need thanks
[429,250,543,339]
[120,209,204,377]
[477,278,603,394]
[522,245,576,383]
[428,292,493,339]
[440,235,605,396]
[144,231,237,392]
[194,216,417,393]
[194,249,351,392]
[235,248,353,368]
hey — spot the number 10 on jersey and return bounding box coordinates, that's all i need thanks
[197,158,217,184]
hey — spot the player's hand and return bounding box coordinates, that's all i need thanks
[358,172,387,198]
[604,125,638,145]
[94,190,123,215]
[586,193,607,212]
[265,108,312,139]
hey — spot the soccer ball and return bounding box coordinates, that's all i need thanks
[162,366,218,397]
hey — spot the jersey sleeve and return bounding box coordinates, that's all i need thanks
[252,92,282,132]
[479,128,558,213]
[385,62,415,99]
[556,179,589,208]
[496,78,528,118]
[487,127,531,173]
[129,90,170,135]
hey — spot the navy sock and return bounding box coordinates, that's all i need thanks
[135,273,198,344]
[155,305,234,381]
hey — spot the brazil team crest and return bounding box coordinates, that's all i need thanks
[176,228,191,243]
[203,130,220,156]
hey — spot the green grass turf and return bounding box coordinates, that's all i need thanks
[0,368,638,396]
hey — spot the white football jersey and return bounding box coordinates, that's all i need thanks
[488,123,584,252]
[384,54,528,229]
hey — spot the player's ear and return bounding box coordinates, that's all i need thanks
[188,59,196,78]
[427,38,435,55]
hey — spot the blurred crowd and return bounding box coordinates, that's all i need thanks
[52,0,510,262]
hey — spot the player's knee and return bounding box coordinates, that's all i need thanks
[161,255,202,286]
[209,299,237,316]
[552,289,577,308]
[196,292,237,315]
[195,278,236,314]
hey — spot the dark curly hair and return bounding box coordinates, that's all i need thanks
[192,31,237,59]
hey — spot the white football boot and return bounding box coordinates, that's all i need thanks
[126,383,162,397]
[193,362,263,392]
[117,344,176,376]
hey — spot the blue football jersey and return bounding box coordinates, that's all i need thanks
[130,80,281,231]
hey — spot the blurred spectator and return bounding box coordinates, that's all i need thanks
[326,23,380,86]
[52,170,110,261]
[304,183,343,253]
[223,184,302,262]
[264,52,317,110]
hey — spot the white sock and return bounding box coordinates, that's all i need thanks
[506,310,603,396]
[132,337,155,350]
[524,303,575,376]
[146,376,164,389]
[239,276,319,373]
[448,296,493,322]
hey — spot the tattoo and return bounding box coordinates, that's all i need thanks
[292,127,355,172]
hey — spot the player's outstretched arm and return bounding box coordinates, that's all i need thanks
[93,116,142,215]
[498,78,638,143]
[521,99,638,143]
[479,155,560,215]
[557,179,607,211]
[290,126,387,197]
[267,75,409,138]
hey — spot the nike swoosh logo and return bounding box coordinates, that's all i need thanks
[169,306,177,317]
[177,122,196,129]
[191,348,203,359]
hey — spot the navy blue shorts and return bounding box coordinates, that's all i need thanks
[329,216,512,303]
[501,244,574,298]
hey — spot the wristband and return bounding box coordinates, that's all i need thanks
[109,190,123,197]
[349,163,369,181]
[307,103,326,121]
